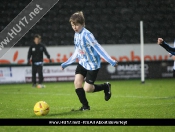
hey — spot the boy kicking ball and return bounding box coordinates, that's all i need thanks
[61,11,117,111]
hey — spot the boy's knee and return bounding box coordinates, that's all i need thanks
[74,80,82,88]
[84,87,92,93]
[84,83,94,93]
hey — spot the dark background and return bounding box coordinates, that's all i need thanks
[0,0,175,46]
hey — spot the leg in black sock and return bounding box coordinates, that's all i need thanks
[93,83,107,92]
[75,88,89,107]
[94,82,112,101]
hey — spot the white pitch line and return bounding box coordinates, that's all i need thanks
[1,92,174,100]
[122,102,175,107]
[0,92,72,96]
[113,95,175,99]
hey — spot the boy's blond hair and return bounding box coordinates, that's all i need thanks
[69,11,85,26]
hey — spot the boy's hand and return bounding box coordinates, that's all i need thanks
[61,66,64,70]
[49,59,52,63]
[114,62,118,67]
[27,60,31,65]
[157,38,163,45]
[169,53,173,58]
[114,64,118,67]
[172,56,175,61]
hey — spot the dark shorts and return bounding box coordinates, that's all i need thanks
[75,64,99,84]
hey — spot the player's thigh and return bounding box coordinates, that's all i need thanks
[38,65,43,75]
[32,65,37,74]
[85,69,99,84]
[74,74,84,88]
[84,69,99,92]
[74,64,87,88]
[84,82,94,92]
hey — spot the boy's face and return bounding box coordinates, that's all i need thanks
[34,37,41,44]
[71,22,83,33]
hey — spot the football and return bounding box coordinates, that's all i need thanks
[33,101,49,116]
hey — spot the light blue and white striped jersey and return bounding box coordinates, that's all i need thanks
[61,28,117,70]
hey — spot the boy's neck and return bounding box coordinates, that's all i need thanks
[78,27,84,33]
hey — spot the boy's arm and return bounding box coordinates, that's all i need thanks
[157,38,175,55]
[86,33,117,67]
[161,41,175,55]
[43,45,51,59]
[61,48,78,69]
[169,53,175,61]
[43,45,52,62]
[27,46,32,64]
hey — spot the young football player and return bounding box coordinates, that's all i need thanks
[61,11,117,111]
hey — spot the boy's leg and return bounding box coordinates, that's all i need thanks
[74,64,90,110]
[38,65,43,84]
[94,82,112,101]
[37,65,45,88]
[84,69,112,101]
[84,82,112,101]
[32,64,37,87]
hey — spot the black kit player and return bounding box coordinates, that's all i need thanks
[27,34,52,88]
[157,38,175,54]
[157,38,175,77]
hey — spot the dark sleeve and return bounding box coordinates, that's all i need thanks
[43,45,50,59]
[160,41,175,55]
[27,46,32,61]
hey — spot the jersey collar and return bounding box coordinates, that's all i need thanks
[79,27,84,34]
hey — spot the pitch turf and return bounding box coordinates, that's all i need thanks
[0,79,175,131]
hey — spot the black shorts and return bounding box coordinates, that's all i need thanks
[75,64,99,84]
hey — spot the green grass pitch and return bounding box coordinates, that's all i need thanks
[0,79,175,132]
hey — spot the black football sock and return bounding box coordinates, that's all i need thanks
[93,83,107,92]
[75,88,89,107]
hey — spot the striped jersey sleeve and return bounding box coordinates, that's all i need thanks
[85,33,117,66]
[61,47,78,69]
